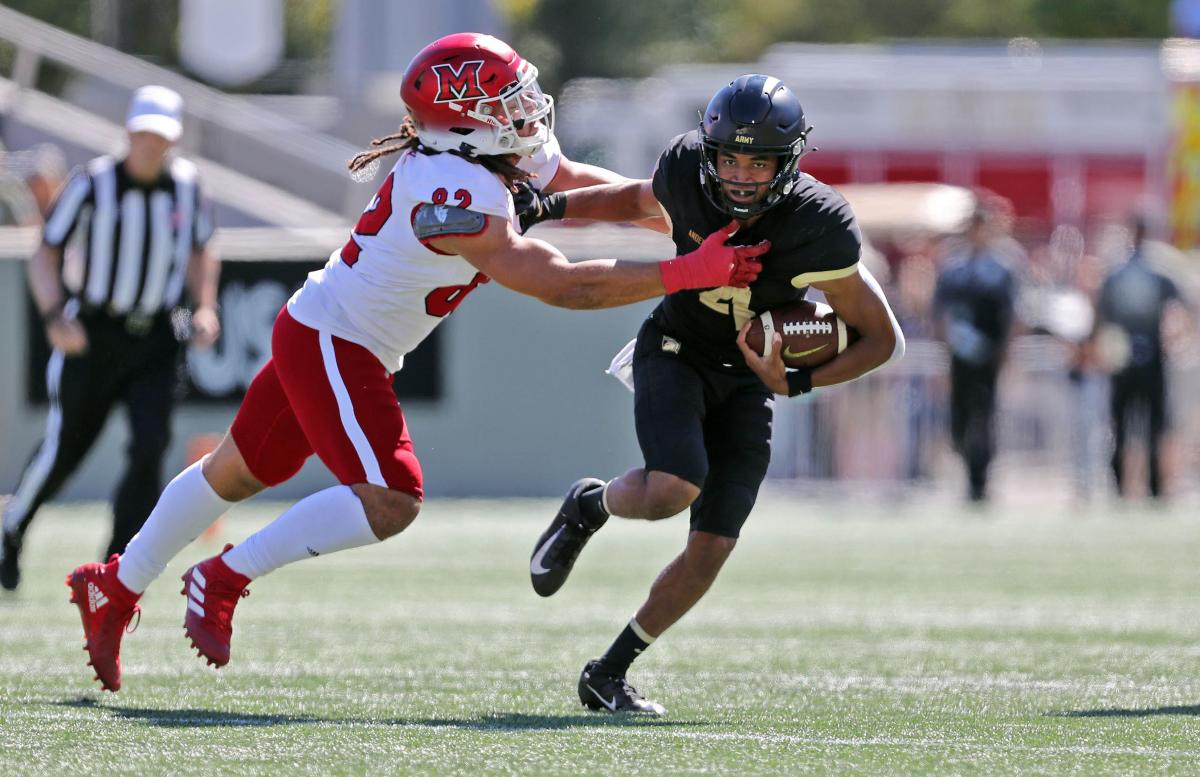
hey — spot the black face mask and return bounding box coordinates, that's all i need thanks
[698,138,803,219]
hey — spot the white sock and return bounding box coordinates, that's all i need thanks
[117,461,233,594]
[221,485,378,580]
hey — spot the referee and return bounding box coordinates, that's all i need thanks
[0,86,221,590]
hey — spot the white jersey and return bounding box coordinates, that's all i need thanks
[287,134,562,373]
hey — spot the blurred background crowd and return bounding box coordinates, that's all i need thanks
[0,0,1197,506]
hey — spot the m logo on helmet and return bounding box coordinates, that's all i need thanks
[431,60,487,103]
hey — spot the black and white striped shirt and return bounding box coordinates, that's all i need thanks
[42,155,214,317]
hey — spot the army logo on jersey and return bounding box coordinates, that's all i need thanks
[431,60,487,103]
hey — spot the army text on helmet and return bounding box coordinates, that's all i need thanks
[699,74,811,218]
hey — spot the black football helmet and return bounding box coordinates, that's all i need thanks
[699,74,811,218]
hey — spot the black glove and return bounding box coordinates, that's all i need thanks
[513,181,567,233]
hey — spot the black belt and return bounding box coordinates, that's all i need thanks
[77,306,170,337]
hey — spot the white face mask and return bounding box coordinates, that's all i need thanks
[464,62,555,157]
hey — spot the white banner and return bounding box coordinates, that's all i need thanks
[180,0,284,86]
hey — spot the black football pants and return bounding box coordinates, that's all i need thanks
[1110,364,1168,498]
[949,359,999,501]
[631,317,774,538]
[4,313,180,559]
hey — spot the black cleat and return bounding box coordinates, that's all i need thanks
[578,660,666,715]
[0,530,21,592]
[530,477,605,597]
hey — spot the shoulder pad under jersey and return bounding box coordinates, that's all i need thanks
[411,203,487,240]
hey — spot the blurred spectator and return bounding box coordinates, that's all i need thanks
[1093,212,1191,499]
[1021,225,1108,500]
[891,235,941,482]
[0,141,41,227]
[933,196,1021,502]
[1062,231,1109,502]
[14,143,69,218]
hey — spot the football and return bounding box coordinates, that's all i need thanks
[744,300,857,369]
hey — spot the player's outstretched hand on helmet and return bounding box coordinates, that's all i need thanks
[659,221,769,294]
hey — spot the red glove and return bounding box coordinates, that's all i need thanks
[659,220,770,293]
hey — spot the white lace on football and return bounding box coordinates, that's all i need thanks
[782,320,832,336]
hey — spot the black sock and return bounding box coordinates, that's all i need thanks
[577,482,610,531]
[597,621,652,677]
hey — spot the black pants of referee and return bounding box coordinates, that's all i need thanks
[949,358,1000,502]
[4,311,182,560]
[1110,363,1168,498]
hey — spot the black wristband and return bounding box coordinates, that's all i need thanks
[41,305,64,324]
[515,187,568,233]
[786,369,813,397]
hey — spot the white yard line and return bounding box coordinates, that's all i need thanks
[610,730,1200,757]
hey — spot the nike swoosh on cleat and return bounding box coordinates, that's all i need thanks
[530,527,565,576]
[782,343,828,360]
[586,685,619,712]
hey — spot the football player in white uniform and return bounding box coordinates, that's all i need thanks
[65,32,769,693]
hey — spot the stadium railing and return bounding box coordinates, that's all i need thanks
[0,5,362,217]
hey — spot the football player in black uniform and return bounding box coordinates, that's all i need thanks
[523,74,905,714]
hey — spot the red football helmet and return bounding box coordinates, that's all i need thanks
[400,33,554,158]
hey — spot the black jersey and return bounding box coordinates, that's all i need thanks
[1096,255,1180,369]
[933,248,1017,369]
[650,131,862,368]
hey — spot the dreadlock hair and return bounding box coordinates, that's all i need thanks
[347,116,534,190]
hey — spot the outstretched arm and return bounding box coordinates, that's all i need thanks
[544,160,667,233]
[431,215,764,310]
[543,158,627,192]
[559,178,663,224]
[518,178,666,233]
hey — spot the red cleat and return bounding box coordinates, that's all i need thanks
[66,555,141,692]
[181,544,250,668]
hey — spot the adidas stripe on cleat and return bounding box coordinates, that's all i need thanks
[181,544,250,668]
[87,581,110,611]
[67,555,141,692]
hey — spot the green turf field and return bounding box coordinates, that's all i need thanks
[2,494,1199,775]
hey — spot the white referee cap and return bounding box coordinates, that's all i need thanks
[126,85,184,142]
